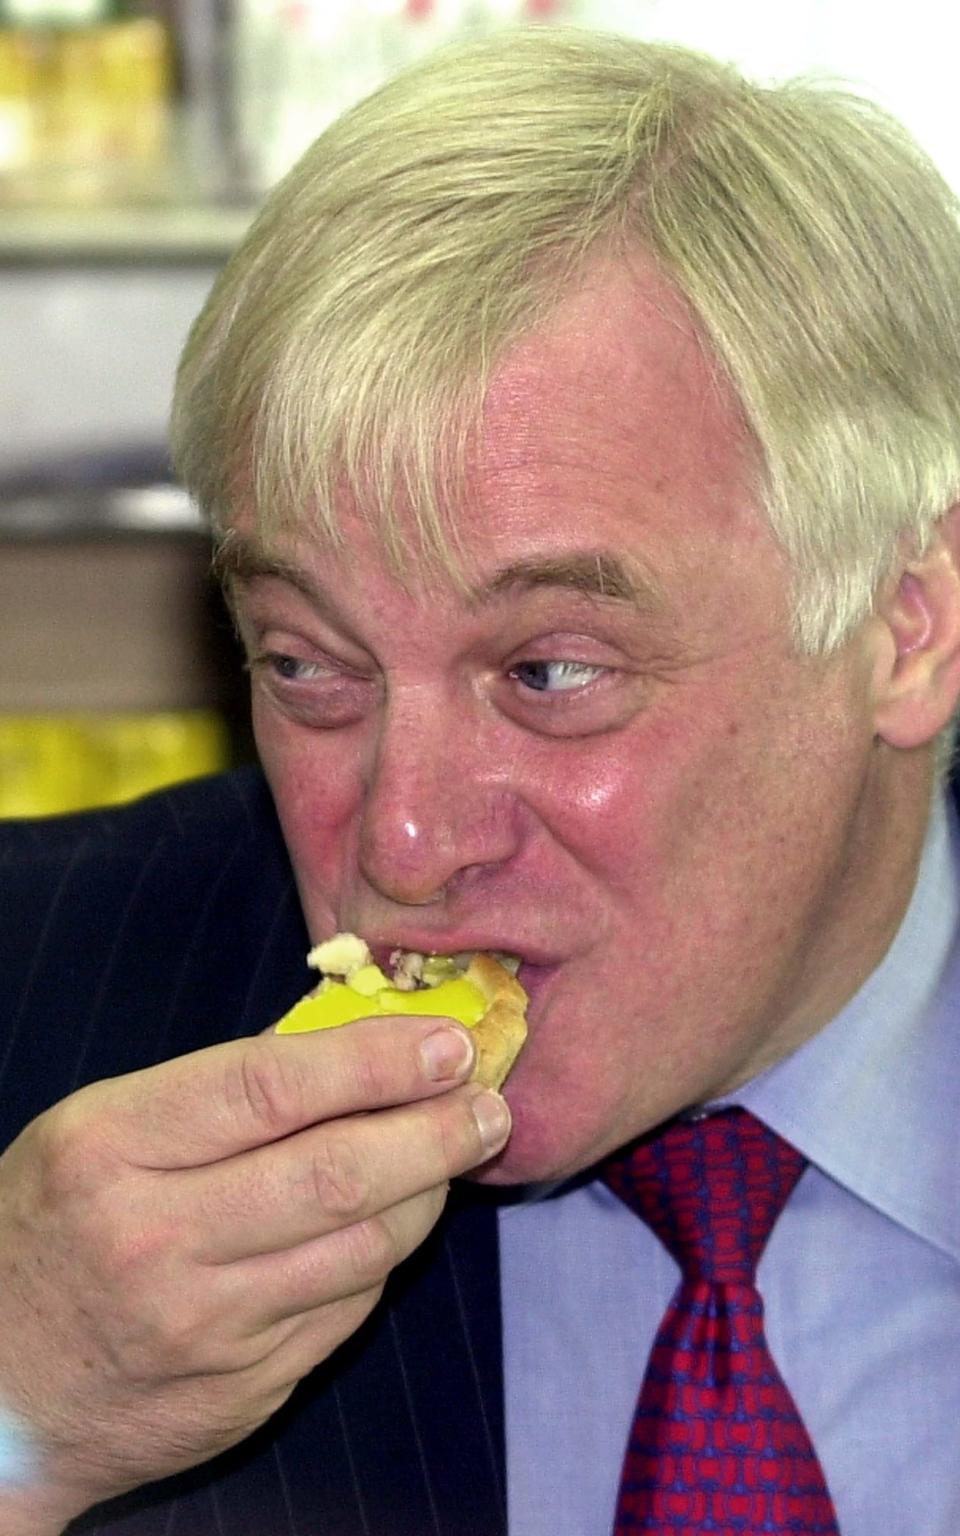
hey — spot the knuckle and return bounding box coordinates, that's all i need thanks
[30,1089,106,1203]
[225,1039,304,1138]
[339,1214,403,1289]
[307,1134,371,1222]
[345,1187,449,1287]
[112,1289,205,1379]
[317,1285,385,1351]
[95,1207,177,1287]
[346,1031,398,1107]
[103,1266,252,1383]
[432,1093,482,1174]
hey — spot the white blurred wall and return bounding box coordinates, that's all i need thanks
[0,267,216,474]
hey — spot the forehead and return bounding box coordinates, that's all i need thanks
[229,254,777,617]
[456,254,768,586]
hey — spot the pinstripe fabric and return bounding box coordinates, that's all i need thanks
[0,769,507,1536]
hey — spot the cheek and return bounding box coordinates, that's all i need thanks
[252,703,363,915]
[530,714,704,882]
[493,729,860,1180]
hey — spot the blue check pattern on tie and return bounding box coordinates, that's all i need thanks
[604,1108,841,1535]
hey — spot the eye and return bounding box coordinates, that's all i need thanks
[509,660,606,693]
[266,653,327,682]
[248,647,377,729]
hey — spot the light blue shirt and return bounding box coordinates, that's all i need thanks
[0,1406,37,1486]
[500,792,960,1536]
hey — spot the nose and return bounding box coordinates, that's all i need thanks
[358,694,520,906]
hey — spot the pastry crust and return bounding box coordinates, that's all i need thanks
[462,953,528,1089]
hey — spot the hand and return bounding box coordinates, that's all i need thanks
[0,1016,508,1530]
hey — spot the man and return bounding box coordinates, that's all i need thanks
[1,25,958,1535]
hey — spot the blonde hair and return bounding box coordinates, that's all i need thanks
[171,26,960,653]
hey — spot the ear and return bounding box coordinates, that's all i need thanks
[873,504,960,749]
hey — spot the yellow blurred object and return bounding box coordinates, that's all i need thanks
[276,976,488,1035]
[0,14,173,200]
[0,711,230,817]
[0,29,33,172]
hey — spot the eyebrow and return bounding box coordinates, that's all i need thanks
[476,553,666,614]
[212,534,318,600]
[214,534,666,618]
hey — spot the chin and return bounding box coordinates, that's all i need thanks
[466,1040,701,1186]
[464,1071,620,1187]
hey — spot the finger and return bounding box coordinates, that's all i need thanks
[263,1182,449,1318]
[185,1083,510,1263]
[177,1284,387,1417]
[119,1188,448,1389]
[210,1184,449,1342]
[83,1015,477,1169]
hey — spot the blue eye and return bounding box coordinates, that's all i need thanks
[510,660,604,693]
[268,654,324,681]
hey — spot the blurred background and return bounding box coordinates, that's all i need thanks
[1,0,954,815]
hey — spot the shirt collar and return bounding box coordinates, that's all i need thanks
[731,790,960,1260]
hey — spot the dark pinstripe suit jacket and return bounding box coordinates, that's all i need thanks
[0,768,508,1536]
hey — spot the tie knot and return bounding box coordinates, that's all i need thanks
[604,1107,806,1283]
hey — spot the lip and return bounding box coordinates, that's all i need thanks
[358,932,562,969]
[514,958,557,1008]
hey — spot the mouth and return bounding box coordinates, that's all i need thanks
[355,938,559,1009]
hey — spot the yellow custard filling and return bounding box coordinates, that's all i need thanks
[276,971,487,1034]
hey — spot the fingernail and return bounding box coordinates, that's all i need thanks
[420,1025,474,1081]
[470,1089,512,1153]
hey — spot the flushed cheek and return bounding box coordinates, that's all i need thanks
[534,717,705,882]
[532,742,649,857]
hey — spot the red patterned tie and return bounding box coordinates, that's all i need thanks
[604,1107,841,1535]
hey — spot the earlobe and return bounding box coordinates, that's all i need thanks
[873,505,960,750]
